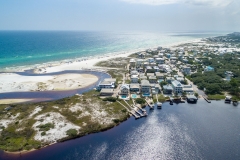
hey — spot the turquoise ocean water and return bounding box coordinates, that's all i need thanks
[0,31,226,71]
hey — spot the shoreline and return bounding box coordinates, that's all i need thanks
[0,38,203,73]
[0,36,216,155]
[2,114,130,155]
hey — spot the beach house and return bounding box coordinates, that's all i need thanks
[100,88,114,96]
[155,72,164,79]
[151,84,161,94]
[130,83,140,92]
[129,59,136,68]
[155,58,165,64]
[141,80,151,96]
[183,84,194,93]
[130,70,139,76]
[171,80,183,94]
[98,78,116,90]
[131,75,139,83]
[136,59,144,67]
[148,58,154,63]
[204,66,214,72]
[138,52,145,59]
[163,85,173,94]
[182,66,191,75]
[166,77,175,84]
[120,84,130,95]
[149,76,157,83]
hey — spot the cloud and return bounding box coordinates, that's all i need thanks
[120,0,234,7]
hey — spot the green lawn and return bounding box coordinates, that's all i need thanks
[207,94,225,100]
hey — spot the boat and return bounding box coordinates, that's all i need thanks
[157,102,162,109]
[186,95,198,103]
[232,101,238,106]
[225,96,232,103]
[169,97,174,105]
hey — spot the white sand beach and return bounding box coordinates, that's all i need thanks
[0,73,98,93]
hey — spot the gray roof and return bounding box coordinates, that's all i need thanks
[172,80,182,87]
[141,80,150,86]
[100,88,114,93]
[104,78,116,82]
[155,72,164,76]
[140,76,147,80]
[100,81,112,85]
[147,73,155,76]
[149,76,157,79]
[163,85,173,90]
[130,83,140,88]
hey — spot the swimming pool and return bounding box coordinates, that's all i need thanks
[131,94,137,99]
[121,95,127,98]
[142,93,151,97]
[158,79,164,83]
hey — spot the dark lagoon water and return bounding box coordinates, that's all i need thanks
[1,99,239,160]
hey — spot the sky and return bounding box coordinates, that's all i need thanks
[0,0,239,32]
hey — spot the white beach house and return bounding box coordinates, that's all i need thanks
[171,80,183,94]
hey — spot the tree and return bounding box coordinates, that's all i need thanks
[135,98,145,104]
[182,92,187,97]
[66,129,78,137]
[205,84,221,94]
[160,81,168,88]
[194,92,199,97]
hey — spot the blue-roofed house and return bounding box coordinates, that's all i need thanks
[204,66,214,72]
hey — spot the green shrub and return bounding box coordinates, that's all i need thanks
[112,119,120,123]
[41,132,46,136]
[66,129,78,137]
[103,97,117,102]
[37,123,54,131]
[135,98,145,104]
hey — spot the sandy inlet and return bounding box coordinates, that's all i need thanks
[0,73,98,93]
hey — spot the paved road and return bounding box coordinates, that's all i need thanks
[177,70,206,97]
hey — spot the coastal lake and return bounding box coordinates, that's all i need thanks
[1,100,239,160]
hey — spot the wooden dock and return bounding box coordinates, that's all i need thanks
[124,100,147,117]
[132,99,146,112]
[203,96,211,103]
[117,101,140,119]
[145,99,154,110]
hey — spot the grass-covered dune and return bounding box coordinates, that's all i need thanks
[0,90,129,152]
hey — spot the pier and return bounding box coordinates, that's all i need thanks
[203,96,211,103]
[145,98,154,110]
[117,101,140,119]
[156,94,162,109]
[124,100,146,117]
[132,98,146,112]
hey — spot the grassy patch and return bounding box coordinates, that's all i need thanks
[207,94,225,100]
[37,123,54,131]
[153,94,167,103]
[94,57,130,69]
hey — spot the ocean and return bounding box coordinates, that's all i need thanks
[0,31,226,71]
[1,100,239,160]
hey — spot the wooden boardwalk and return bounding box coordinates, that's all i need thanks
[117,101,140,119]
[145,98,154,110]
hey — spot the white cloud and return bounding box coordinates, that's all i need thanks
[120,0,234,7]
